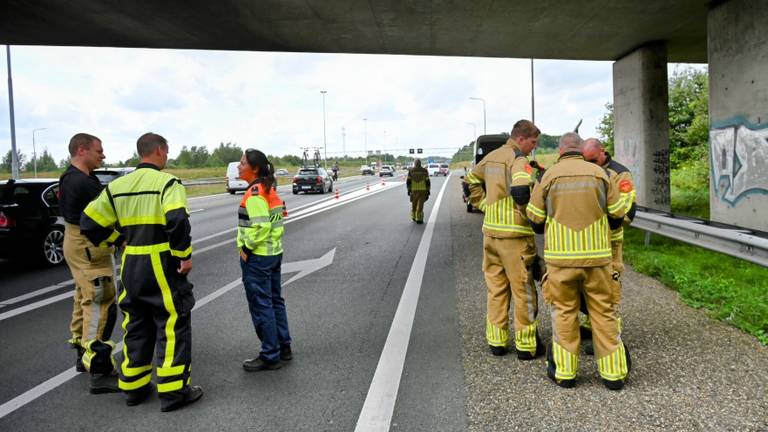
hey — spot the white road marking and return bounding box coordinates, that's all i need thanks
[355,174,451,432]
[0,248,336,419]
[189,208,205,214]
[0,280,74,308]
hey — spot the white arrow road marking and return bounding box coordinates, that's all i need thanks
[355,174,451,432]
[0,248,336,420]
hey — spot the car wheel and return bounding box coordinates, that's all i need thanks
[292,190,298,195]
[228,189,235,195]
[42,226,65,265]
[319,186,325,194]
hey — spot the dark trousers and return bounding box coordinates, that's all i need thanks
[240,253,292,363]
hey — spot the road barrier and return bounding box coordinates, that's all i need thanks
[633,207,768,267]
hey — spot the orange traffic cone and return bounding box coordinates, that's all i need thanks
[366,183,369,191]
[381,178,385,186]
[335,188,340,199]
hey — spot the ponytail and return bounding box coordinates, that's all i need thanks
[244,149,276,192]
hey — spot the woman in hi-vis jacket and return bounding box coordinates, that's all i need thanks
[237,149,293,371]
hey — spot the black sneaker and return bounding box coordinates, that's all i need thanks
[517,335,545,361]
[489,345,508,356]
[126,384,154,407]
[280,345,293,361]
[90,372,120,394]
[160,385,204,412]
[602,378,625,391]
[243,357,282,372]
[546,345,575,388]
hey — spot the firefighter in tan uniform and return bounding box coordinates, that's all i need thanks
[465,120,544,359]
[59,133,120,394]
[406,159,431,224]
[527,132,630,390]
[579,138,637,348]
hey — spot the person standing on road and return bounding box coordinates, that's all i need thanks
[578,138,637,352]
[406,159,430,224]
[237,149,293,372]
[526,132,630,390]
[465,120,544,359]
[80,132,203,411]
[60,133,120,394]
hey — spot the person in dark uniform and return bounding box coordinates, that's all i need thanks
[81,132,203,412]
[406,159,430,223]
[59,132,120,394]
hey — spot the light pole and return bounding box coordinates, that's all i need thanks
[32,127,47,177]
[465,122,477,140]
[363,118,368,164]
[6,45,19,179]
[320,90,327,169]
[469,97,486,135]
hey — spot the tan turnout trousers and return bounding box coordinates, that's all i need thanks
[483,235,540,353]
[543,265,628,382]
[410,191,427,222]
[64,222,117,371]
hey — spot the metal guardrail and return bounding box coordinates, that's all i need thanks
[183,178,224,186]
[632,208,768,267]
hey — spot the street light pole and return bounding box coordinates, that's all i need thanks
[320,90,327,169]
[465,122,477,140]
[32,127,47,177]
[469,97,486,135]
[6,45,19,179]
[363,118,368,165]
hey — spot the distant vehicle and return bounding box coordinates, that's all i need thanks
[379,165,394,177]
[439,163,450,176]
[427,163,440,176]
[93,167,135,185]
[293,167,333,194]
[360,165,375,176]
[226,161,248,194]
[461,133,510,213]
[275,168,290,176]
[0,178,65,266]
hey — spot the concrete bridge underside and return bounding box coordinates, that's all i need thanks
[2,0,767,231]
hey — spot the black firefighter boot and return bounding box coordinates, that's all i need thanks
[74,346,86,373]
[90,371,120,394]
[160,385,204,412]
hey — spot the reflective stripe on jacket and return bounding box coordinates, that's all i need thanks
[237,182,285,256]
[80,164,192,259]
[407,167,430,192]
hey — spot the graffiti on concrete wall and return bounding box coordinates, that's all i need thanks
[651,148,670,207]
[710,124,768,206]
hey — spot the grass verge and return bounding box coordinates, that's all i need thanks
[623,227,768,345]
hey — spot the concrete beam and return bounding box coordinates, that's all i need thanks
[613,43,670,212]
[708,0,768,232]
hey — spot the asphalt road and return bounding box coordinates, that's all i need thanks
[1,171,766,431]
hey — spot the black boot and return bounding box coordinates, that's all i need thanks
[489,345,508,357]
[517,335,545,361]
[546,344,575,388]
[243,357,282,372]
[280,345,293,361]
[90,371,120,394]
[160,385,204,412]
[126,384,154,407]
[75,347,86,373]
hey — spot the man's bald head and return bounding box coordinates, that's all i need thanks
[558,132,583,155]
[582,138,607,166]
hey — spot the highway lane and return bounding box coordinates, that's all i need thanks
[0,172,465,430]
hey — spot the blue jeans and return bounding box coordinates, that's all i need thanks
[240,253,292,363]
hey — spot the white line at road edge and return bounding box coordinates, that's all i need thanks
[0,179,405,418]
[354,174,451,432]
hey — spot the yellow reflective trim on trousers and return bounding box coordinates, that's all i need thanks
[170,245,192,258]
[119,216,166,226]
[157,364,186,377]
[119,373,152,390]
[158,380,185,393]
[486,320,509,346]
[598,343,628,380]
[150,253,179,370]
[124,242,171,255]
[552,341,578,380]
[515,321,538,352]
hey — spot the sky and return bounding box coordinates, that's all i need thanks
[0,45,690,165]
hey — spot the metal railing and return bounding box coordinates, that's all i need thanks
[632,207,768,267]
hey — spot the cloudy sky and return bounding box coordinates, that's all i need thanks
[0,45,692,165]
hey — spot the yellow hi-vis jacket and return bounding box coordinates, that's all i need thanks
[526,153,626,267]
[604,154,637,243]
[406,166,430,193]
[80,163,192,260]
[237,182,285,256]
[465,143,535,238]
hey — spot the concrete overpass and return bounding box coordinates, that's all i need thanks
[2,0,767,231]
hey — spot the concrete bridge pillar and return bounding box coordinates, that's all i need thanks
[612,42,670,212]
[708,0,768,232]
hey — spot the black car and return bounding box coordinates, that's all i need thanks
[0,178,65,265]
[461,133,509,213]
[292,167,334,194]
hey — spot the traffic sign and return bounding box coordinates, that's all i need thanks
[409,149,414,154]
[417,148,423,154]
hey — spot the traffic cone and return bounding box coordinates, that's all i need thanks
[335,188,340,199]
[366,183,369,191]
[381,178,385,186]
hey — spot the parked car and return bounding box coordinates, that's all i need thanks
[379,165,394,177]
[0,178,65,266]
[439,163,450,176]
[461,133,510,212]
[360,165,375,175]
[427,163,440,176]
[275,168,290,176]
[292,167,333,194]
[93,167,135,185]
[226,161,248,194]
